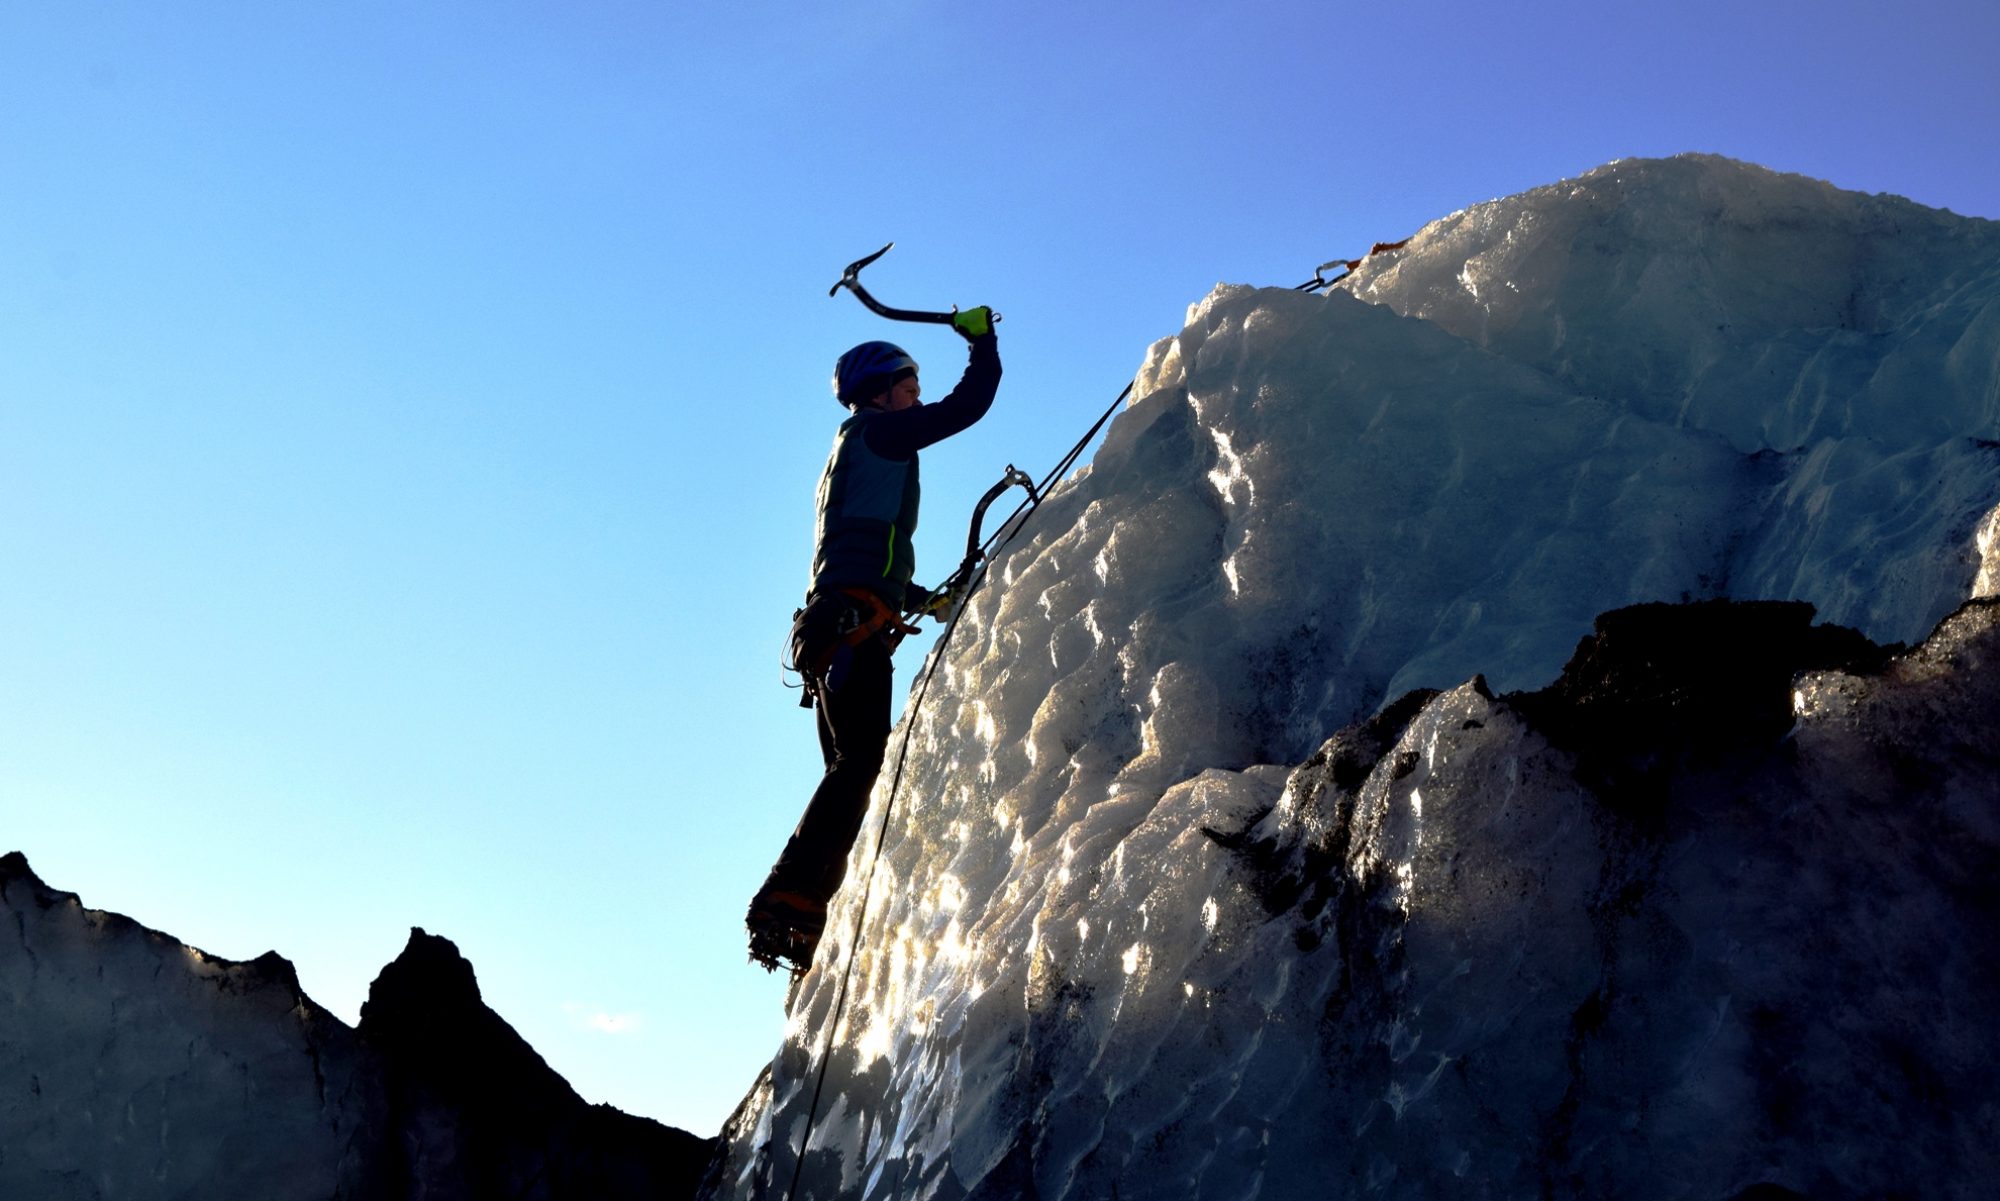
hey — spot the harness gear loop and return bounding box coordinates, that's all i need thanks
[794,587,923,709]
[837,586,923,647]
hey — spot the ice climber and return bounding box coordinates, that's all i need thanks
[747,307,1001,974]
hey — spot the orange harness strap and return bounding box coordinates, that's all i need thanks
[803,588,923,692]
[837,586,923,649]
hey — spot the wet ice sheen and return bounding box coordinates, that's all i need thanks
[713,156,2000,1201]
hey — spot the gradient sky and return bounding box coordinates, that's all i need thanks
[4,0,1996,1135]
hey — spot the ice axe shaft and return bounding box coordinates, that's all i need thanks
[829,242,998,327]
[942,465,1037,597]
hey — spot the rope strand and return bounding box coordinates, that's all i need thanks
[779,378,1130,1201]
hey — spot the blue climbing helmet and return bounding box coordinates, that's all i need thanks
[832,341,918,408]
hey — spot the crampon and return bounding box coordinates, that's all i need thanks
[746,892,825,978]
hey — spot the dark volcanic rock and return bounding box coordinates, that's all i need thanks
[0,854,715,1201]
[1182,599,2000,1200]
[1510,599,1898,807]
[360,928,714,1200]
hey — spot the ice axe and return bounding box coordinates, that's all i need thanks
[829,242,1001,329]
[924,464,1037,622]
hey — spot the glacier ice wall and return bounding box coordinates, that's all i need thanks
[712,157,2000,1201]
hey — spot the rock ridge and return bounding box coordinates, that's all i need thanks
[0,854,717,1200]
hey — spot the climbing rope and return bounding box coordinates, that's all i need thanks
[779,238,1408,1197]
[780,378,1130,1201]
[779,555,973,1201]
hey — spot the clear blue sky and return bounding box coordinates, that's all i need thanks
[4,0,1994,1135]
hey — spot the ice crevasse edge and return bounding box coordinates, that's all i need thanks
[712,155,2000,1200]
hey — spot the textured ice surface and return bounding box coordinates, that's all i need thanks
[1343,154,2000,645]
[711,158,2000,1200]
[1976,501,2000,598]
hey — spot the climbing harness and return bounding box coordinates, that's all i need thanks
[776,238,1406,1198]
[784,587,925,712]
[778,465,1037,707]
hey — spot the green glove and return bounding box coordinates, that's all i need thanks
[951,305,996,341]
[919,579,967,621]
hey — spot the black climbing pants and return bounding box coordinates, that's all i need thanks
[762,602,895,907]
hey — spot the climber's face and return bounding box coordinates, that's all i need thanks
[880,375,922,412]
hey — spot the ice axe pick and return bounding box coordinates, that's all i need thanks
[829,242,1001,328]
